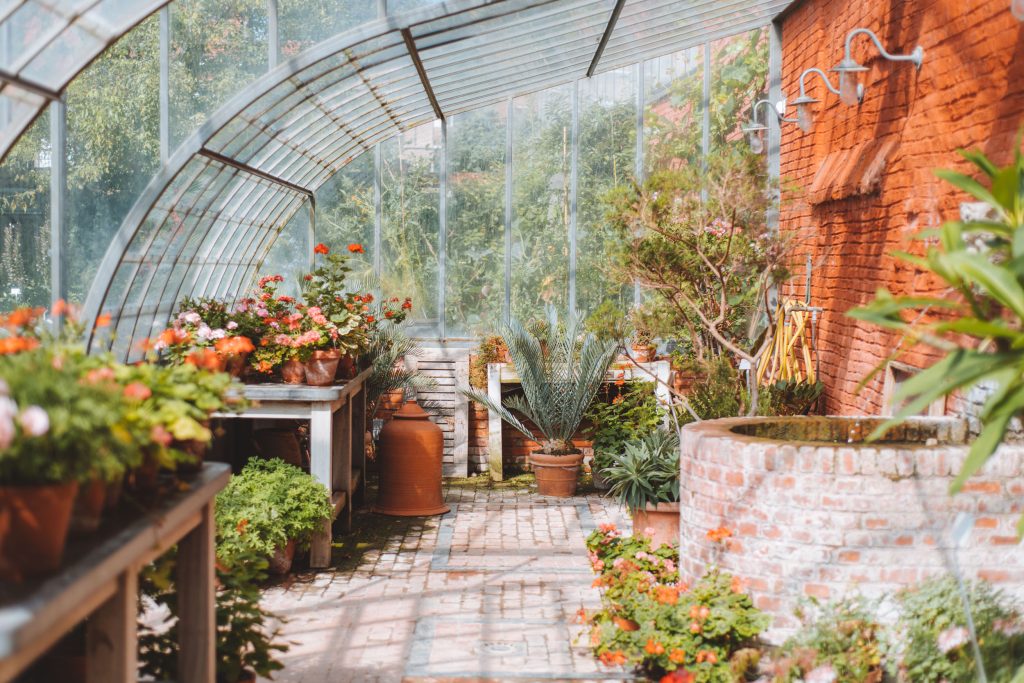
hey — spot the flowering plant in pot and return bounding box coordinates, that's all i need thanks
[215,457,332,574]
[603,429,680,549]
[301,243,372,376]
[157,298,252,372]
[463,314,616,497]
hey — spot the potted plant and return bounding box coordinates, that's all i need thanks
[584,379,665,490]
[215,457,332,574]
[628,307,658,363]
[469,334,510,389]
[465,315,616,497]
[603,429,680,549]
[585,301,631,360]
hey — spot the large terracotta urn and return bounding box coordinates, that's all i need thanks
[373,400,449,516]
[631,502,680,549]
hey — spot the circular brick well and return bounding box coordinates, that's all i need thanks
[679,416,1024,642]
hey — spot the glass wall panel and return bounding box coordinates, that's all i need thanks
[169,0,269,149]
[277,1,377,59]
[66,16,160,305]
[708,29,769,155]
[445,104,505,338]
[643,46,703,174]
[315,149,375,284]
[388,0,445,14]
[380,121,440,336]
[0,111,49,311]
[577,67,636,318]
[259,203,312,299]
[510,85,570,325]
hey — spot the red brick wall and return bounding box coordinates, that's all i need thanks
[778,0,1024,415]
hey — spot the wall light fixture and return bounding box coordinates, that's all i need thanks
[830,28,923,105]
[741,99,795,154]
[791,67,862,133]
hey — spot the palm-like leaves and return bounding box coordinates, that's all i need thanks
[604,429,680,512]
[463,315,617,454]
[849,138,1024,533]
[365,322,435,420]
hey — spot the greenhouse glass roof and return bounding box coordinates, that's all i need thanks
[0,0,792,355]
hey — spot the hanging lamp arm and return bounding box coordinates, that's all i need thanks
[843,27,924,68]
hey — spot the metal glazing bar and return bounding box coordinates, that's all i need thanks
[568,78,578,317]
[49,98,66,312]
[633,60,642,307]
[504,96,512,325]
[702,41,710,168]
[586,0,627,78]
[159,6,169,165]
[0,69,60,100]
[374,143,382,279]
[197,148,313,200]
[307,197,316,271]
[378,0,387,17]
[267,0,279,70]
[438,119,447,339]
[401,28,444,122]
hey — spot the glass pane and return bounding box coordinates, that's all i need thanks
[577,67,636,318]
[0,109,49,310]
[277,0,377,58]
[169,0,269,150]
[260,200,311,299]
[445,104,505,338]
[709,28,768,155]
[388,0,445,14]
[510,84,569,325]
[315,148,375,283]
[643,45,703,174]
[380,121,440,337]
[66,15,160,305]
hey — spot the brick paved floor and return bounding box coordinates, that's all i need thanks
[259,479,636,683]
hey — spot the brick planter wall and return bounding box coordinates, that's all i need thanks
[778,0,1024,416]
[679,416,1024,643]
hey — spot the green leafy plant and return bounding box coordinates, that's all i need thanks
[139,549,289,683]
[584,524,768,681]
[890,575,1024,683]
[849,143,1024,530]
[586,300,631,344]
[215,457,332,563]
[364,320,435,423]
[469,334,509,389]
[463,314,617,455]
[772,597,886,683]
[685,356,746,422]
[585,380,665,474]
[759,379,824,417]
[603,429,680,512]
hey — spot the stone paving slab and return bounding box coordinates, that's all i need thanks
[259,482,634,683]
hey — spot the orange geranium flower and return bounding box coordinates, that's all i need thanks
[612,616,639,631]
[4,306,43,328]
[668,649,686,664]
[654,585,679,605]
[731,575,744,594]
[706,526,733,543]
[598,650,627,667]
[644,639,665,655]
[660,671,695,683]
[347,243,364,253]
[186,348,224,372]
[0,336,39,355]
[695,650,718,664]
[159,328,191,347]
[314,243,329,254]
[215,335,255,356]
[122,382,153,401]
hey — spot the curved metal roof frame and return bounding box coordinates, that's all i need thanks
[0,0,173,163]
[81,0,792,356]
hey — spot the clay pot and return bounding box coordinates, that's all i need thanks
[224,351,250,378]
[253,427,303,467]
[336,354,357,381]
[305,349,341,386]
[268,538,297,575]
[131,452,160,495]
[0,480,79,579]
[104,473,124,511]
[70,477,107,533]
[281,359,306,384]
[631,501,680,549]
[631,344,656,363]
[373,400,449,516]
[529,451,584,497]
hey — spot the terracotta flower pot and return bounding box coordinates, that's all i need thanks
[631,501,680,549]
[104,473,124,511]
[373,400,450,516]
[305,349,340,386]
[529,451,584,497]
[268,538,296,575]
[631,344,656,363]
[0,480,79,579]
[131,452,160,495]
[224,351,250,378]
[70,477,107,533]
[335,354,357,380]
[253,427,303,467]
[281,359,306,384]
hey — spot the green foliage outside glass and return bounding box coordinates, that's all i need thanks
[603,429,680,512]
[584,379,664,472]
[215,457,332,562]
[848,142,1024,533]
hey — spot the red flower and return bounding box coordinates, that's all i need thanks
[365,315,375,323]
[123,382,152,401]
[95,312,112,328]
[303,274,313,281]
[314,243,329,255]
[347,243,364,253]
[401,300,412,310]
[661,671,694,683]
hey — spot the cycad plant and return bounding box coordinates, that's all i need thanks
[605,429,680,512]
[465,315,617,455]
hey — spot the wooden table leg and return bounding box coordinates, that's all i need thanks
[309,402,334,568]
[177,501,216,683]
[86,570,137,683]
[335,399,353,531]
[351,384,366,503]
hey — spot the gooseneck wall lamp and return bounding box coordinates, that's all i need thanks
[742,99,795,154]
[1014,0,1024,20]
[791,67,862,133]
[830,28,924,105]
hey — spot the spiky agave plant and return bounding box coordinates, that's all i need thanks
[464,315,617,455]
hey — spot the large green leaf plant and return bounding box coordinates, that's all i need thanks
[849,140,1024,533]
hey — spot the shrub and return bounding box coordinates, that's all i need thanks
[772,597,886,683]
[604,429,680,512]
[216,457,332,562]
[584,525,768,681]
[585,379,665,473]
[890,575,1024,683]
